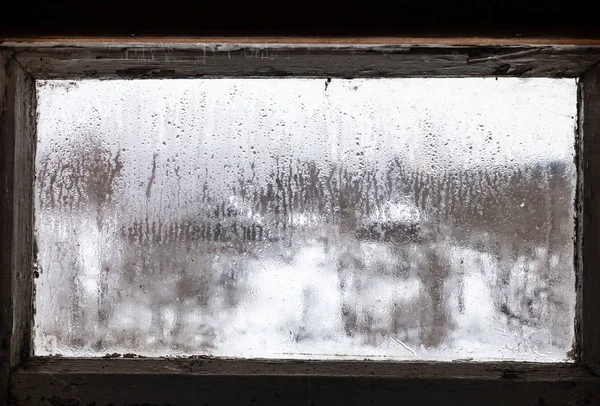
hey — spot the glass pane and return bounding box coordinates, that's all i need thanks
[34,78,577,360]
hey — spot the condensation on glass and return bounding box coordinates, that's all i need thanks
[34,78,577,361]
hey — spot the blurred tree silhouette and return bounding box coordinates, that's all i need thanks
[37,136,123,349]
[36,141,574,355]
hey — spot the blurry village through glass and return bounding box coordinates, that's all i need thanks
[34,78,577,360]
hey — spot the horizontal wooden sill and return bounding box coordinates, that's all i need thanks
[12,357,597,379]
[10,358,600,405]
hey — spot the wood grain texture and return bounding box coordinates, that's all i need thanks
[10,59,36,366]
[10,359,600,405]
[8,44,600,79]
[0,53,37,406]
[14,357,597,379]
[580,64,600,376]
[0,46,13,406]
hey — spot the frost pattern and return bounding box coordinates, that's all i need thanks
[34,78,577,360]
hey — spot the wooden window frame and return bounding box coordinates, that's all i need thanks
[2,38,600,405]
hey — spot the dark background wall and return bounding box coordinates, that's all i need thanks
[0,0,598,38]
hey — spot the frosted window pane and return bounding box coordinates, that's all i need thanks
[34,78,577,361]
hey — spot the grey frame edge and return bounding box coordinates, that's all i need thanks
[2,41,600,406]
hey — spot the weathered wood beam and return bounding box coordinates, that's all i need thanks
[6,44,600,79]
[0,51,37,406]
[579,62,600,375]
[10,359,600,405]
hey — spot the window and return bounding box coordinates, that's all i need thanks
[35,78,577,362]
[2,40,600,405]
